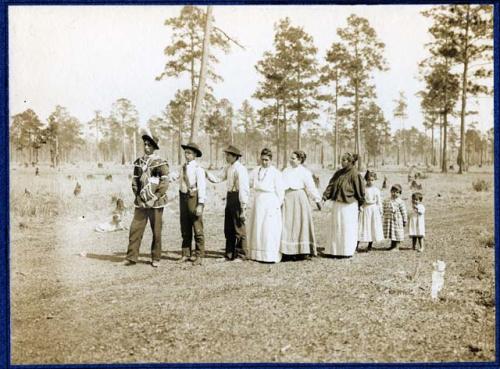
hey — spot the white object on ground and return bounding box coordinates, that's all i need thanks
[431,260,446,300]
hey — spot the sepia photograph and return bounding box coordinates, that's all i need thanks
[7,3,497,366]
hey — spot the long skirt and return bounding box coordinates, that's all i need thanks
[247,191,282,262]
[324,200,358,256]
[280,189,317,255]
[358,204,384,242]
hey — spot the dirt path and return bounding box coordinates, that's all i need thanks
[10,195,495,364]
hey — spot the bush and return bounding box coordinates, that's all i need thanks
[472,179,490,192]
[484,235,495,248]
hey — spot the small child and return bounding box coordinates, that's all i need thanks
[383,184,408,250]
[357,170,384,251]
[409,192,425,252]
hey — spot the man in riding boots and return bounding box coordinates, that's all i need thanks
[178,142,206,266]
[124,134,169,268]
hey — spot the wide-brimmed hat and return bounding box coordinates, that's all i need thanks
[181,142,202,157]
[223,145,242,157]
[142,134,159,150]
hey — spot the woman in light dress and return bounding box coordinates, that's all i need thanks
[247,148,284,263]
[322,152,365,257]
[281,150,322,260]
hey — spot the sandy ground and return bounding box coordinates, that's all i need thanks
[9,165,496,364]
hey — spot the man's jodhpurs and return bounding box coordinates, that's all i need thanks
[224,191,246,259]
[126,207,164,262]
[179,191,205,257]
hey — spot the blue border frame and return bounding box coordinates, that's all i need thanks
[1,1,498,369]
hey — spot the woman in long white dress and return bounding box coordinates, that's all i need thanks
[247,148,284,263]
[281,150,322,260]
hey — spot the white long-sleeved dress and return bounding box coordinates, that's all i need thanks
[358,186,384,242]
[409,203,425,237]
[247,166,284,262]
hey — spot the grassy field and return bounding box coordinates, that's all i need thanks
[9,162,496,364]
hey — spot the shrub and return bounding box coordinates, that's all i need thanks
[472,179,490,192]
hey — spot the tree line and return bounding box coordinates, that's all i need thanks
[9,5,494,172]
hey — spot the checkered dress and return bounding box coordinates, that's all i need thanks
[383,197,408,241]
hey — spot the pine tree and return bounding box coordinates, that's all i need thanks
[336,14,388,170]
[110,98,139,165]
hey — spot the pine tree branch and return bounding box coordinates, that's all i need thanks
[213,26,246,50]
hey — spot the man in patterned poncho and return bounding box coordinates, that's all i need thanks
[124,134,169,267]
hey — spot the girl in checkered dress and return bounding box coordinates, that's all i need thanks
[383,184,408,250]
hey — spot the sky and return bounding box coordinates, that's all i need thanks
[8,5,494,135]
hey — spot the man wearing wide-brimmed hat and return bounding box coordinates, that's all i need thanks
[124,133,169,268]
[178,142,206,266]
[210,145,249,261]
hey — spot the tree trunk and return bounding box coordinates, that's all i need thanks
[321,144,324,168]
[215,141,219,167]
[355,81,361,170]
[133,129,137,161]
[171,133,175,163]
[275,99,280,169]
[442,112,448,173]
[283,104,288,169]
[431,123,435,166]
[190,6,212,142]
[244,128,248,164]
[458,4,470,175]
[121,118,126,165]
[177,126,182,165]
[297,95,302,150]
[209,136,213,167]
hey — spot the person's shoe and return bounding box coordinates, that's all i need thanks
[192,257,203,266]
[177,255,190,263]
[304,255,312,261]
[151,260,160,268]
[418,246,425,253]
[123,259,136,266]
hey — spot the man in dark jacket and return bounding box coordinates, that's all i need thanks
[124,134,169,267]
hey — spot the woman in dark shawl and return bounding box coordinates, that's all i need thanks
[322,152,365,257]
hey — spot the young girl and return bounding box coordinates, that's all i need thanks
[357,170,384,251]
[409,192,425,252]
[383,184,408,250]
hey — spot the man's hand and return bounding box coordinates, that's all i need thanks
[196,204,204,217]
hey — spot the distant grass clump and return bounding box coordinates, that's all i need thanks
[482,233,495,248]
[11,192,59,218]
[472,179,490,192]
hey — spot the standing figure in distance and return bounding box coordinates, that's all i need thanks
[281,150,322,261]
[178,142,206,265]
[124,134,169,267]
[322,152,365,258]
[247,148,284,263]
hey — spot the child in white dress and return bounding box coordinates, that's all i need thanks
[357,170,384,251]
[409,192,425,252]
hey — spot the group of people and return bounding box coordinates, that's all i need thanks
[123,134,426,268]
